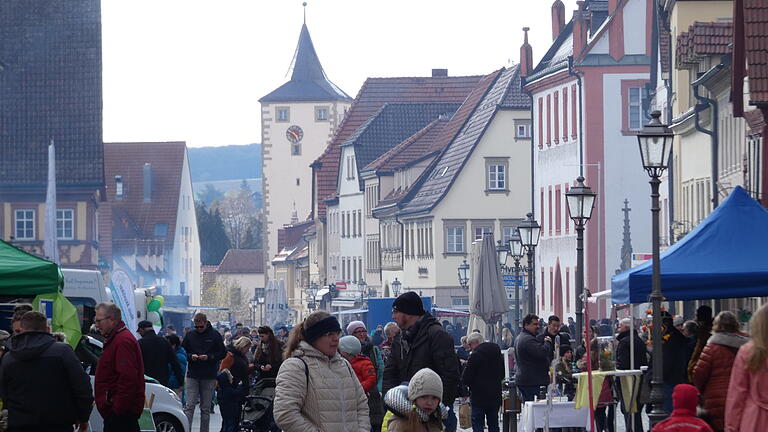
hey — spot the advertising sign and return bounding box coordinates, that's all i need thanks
[110,269,138,338]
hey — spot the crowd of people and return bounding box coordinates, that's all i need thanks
[0,293,767,432]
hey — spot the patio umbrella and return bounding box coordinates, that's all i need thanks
[468,232,508,344]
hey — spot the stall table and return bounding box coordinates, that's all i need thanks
[573,369,644,413]
[518,400,591,432]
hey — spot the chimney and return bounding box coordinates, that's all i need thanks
[572,1,588,59]
[143,163,152,203]
[520,27,533,78]
[551,0,566,40]
[431,68,448,77]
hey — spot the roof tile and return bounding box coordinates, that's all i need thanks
[217,249,264,274]
[676,21,733,69]
[745,0,768,103]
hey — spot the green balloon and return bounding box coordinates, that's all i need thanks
[147,299,161,312]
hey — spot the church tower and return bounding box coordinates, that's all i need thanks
[259,21,352,277]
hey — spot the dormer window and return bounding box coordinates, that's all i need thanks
[115,175,124,199]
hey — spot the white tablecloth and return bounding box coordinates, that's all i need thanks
[518,400,591,432]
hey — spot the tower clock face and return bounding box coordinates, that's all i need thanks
[286,125,304,143]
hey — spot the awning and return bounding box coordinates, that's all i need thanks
[332,308,368,316]
[433,307,470,317]
[315,288,329,301]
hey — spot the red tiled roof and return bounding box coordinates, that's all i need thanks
[676,21,733,66]
[676,22,733,69]
[745,0,768,103]
[311,75,483,218]
[217,249,264,274]
[660,30,671,75]
[104,142,186,244]
[277,219,313,252]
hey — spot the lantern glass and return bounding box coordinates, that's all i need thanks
[518,213,541,248]
[509,229,524,259]
[637,110,673,175]
[566,176,597,222]
[496,240,509,266]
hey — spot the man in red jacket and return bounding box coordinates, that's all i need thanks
[94,303,146,432]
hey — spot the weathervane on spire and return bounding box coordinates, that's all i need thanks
[303,2,307,24]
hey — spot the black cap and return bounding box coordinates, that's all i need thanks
[137,320,153,330]
[392,292,425,316]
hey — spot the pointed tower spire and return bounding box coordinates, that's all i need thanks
[259,19,352,103]
[620,199,633,271]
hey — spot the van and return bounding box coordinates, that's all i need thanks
[61,269,112,334]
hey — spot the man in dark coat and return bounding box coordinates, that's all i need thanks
[0,311,93,432]
[515,314,552,401]
[384,292,461,432]
[137,320,184,388]
[661,312,692,414]
[461,332,504,432]
[94,303,146,432]
[537,315,571,361]
[182,313,227,432]
[615,318,648,432]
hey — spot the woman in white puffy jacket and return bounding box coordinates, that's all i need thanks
[273,311,370,432]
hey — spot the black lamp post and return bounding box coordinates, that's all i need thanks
[457,260,470,291]
[517,213,541,315]
[509,229,525,331]
[358,280,368,306]
[637,110,674,426]
[565,176,597,347]
[391,278,402,297]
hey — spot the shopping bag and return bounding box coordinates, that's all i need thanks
[459,402,471,429]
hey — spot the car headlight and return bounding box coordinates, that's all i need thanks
[166,387,181,403]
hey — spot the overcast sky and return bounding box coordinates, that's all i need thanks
[101,0,579,148]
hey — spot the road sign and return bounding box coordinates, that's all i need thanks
[502,274,524,288]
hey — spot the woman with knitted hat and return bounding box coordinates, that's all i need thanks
[273,311,370,432]
[383,368,448,432]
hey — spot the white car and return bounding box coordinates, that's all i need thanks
[81,335,189,432]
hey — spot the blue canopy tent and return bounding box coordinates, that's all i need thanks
[612,186,768,304]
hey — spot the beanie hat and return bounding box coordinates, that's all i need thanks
[673,316,684,327]
[392,292,425,316]
[346,320,367,335]
[219,351,234,372]
[408,368,443,401]
[559,345,573,357]
[338,335,362,355]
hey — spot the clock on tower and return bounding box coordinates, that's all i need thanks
[286,125,304,143]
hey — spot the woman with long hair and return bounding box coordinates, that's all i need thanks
[693,311,749,431]
[725,303,768,431]
[273,311,369,431]
[253,325,283,381]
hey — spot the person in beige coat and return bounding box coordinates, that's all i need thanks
[273,311,370,432]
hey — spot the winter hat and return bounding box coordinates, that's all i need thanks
[671,384,699,416]
[392,292,425,316]
[408,368,443,402]
[338,335,362,355]
[219,351,234,372]
[346,320,367,335]
[559,345,573,357]
[673,316,684,327]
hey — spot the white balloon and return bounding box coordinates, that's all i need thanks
[147,311,161,324]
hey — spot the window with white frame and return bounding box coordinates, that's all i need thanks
[56,209,74,240]
[628,87,643,130]
[488,164,506,190]
[446,225,465,253]
[14,209,35,240]
[276,107,290,122]
[473,225,493,241]
[515,120,532,138]
[315,106,329,121]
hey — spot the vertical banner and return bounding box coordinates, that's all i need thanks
[110,269,138,338]
[44,141,59,264]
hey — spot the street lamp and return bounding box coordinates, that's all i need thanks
[517,213,541,314]
[457,260,470,291]
[509,229,525,331]
[306,282,319,311]
[358,279,368,305]
[637,110,674,426]
[391,278,402,297]
[496,240,511,272]
[566,176,597,347]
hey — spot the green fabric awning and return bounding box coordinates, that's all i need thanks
[0,239,63,295]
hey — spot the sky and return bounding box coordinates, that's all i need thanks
[101,0,579,148]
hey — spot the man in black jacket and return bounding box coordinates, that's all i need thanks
[182,313,227,432]
[0,311,93,432]
[137,320,184,388]
[615,318,648,432]
[383,292,460,432]
[538,315,571,361]
[515,314,552,401]
[462,332,504,432]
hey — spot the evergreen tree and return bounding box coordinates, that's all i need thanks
[196,201,231,265]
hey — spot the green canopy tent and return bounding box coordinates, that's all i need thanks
[0,239,81,348]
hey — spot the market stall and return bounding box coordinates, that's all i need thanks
[0,239,80,347]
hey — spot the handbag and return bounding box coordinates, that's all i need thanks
[458,401,471,429]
